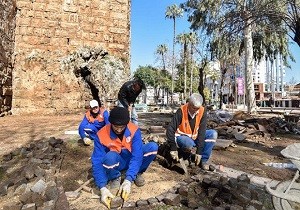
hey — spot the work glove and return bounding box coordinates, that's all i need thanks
[118,179,131,201]
[83,137,92,146]
[100,187,115,209]
[170,151,179,162]
[195,154,202,166]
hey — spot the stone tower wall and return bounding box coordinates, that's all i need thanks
[2,0,131,115]
[0,0,16,115]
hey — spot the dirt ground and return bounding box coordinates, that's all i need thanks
[0,112,299,209]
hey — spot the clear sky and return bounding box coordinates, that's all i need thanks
[130,0,300,83]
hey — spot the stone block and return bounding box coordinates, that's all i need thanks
[147,197,158,205]
[237,174,250,184]
[31,179,46,194]
[14,184,27,196]
[163,193,181,206]
[110,197,123,209]
[122,201,136,208]
[45,186,58,201]
[19,191,34,204]
[31,192,46,207]
[178,185,188,197]
[207,188,219,199]
[3,202,23,210]
[21,203,36,210]
[136,200,148,207]
[249,200,263,210]
[202,178,212,188]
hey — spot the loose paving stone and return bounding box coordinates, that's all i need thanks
[31,180,46,194]
[21,203,36,210]
[178,185,188,196]
[3,202,22,210]
[136,199,148,207]
[110,197,123,209]
[163,193,181,206]
[147,197,159,205]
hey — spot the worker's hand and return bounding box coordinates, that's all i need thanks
[170,151,179,162]
[100,187,115,209]
[128,104,132,112]
[117,179,131,201]
[195,154,202,166]
[83,137,92,146]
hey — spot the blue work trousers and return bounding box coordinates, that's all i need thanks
[176,129,217,163]
[102,142,158,181]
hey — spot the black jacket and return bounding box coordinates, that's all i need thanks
[118,80,142,108]
[166,106,207,155]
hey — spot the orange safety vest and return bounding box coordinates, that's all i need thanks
[97,122,138,153]
[175,104,204,140]
[85,107,105,123]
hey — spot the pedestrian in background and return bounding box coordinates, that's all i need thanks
[117,77,146,125]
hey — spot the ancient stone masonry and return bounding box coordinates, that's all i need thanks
[0,0,130,115]
[0,0,16,116]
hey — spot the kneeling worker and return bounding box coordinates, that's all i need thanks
[166,93,218,170]
[92,107,158,208]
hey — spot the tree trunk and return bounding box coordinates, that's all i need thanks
[184,43,187,100]
[294,17,300,47]
[244,15,256,113]
[219,67,227,109]
[171,17,176,104]
[198,60,207,104]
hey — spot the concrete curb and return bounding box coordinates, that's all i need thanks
[212,164,280,187]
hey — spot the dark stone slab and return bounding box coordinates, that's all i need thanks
[202,178,212,188]
[249,200,263,210]
[45,186,59,201]
[237,174,250,184]
[163,193,181,206]
[136,199,148,207]
[19,191,34,204]
[3,153,13,161]
[147,197,158,205]
[110,197,123,209]
[178,185,188,197]
[3,202,22,210]
[54,184,69,210]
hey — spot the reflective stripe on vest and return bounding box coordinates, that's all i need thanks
[85,107,105,123]
[97,122,138,153]
[175,104,204,140]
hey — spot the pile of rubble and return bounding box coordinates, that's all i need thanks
[1,137,69,210]
[207,111,300,141]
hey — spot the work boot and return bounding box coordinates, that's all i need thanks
[83,137,92,146]
[201,162,209,171]
[134,174,145,187]
[109,176,121,189]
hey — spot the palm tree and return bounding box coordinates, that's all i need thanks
[187,32,199,96]
[156,44,168,72]
[182,0,291,113]
[176,33,190,100]
[166,4,183,103]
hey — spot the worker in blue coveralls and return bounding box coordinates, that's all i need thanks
[91,107,158,208]
[78,99,109,145]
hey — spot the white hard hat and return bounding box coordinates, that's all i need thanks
[89,100,99,108]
